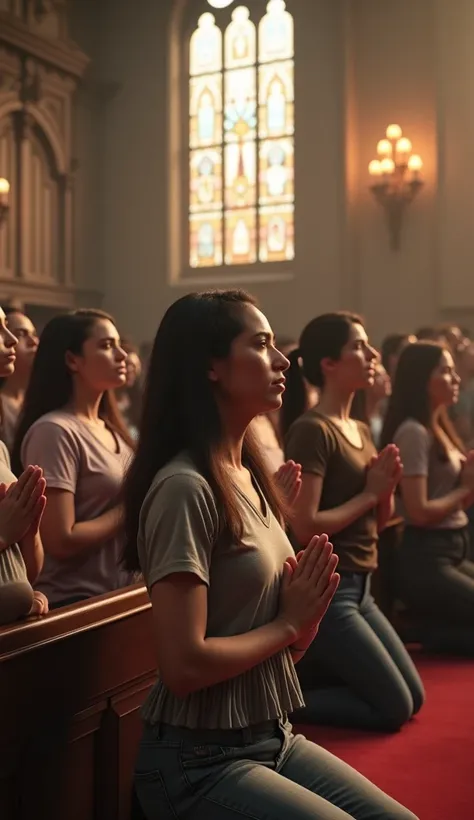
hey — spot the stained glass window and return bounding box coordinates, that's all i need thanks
[225,5,256,69]
[190,212,223,268]
[190,12,222,76]
[190,74,223,148]
[259,62,294,139]
[190,148,223,213]
[225,209,257,265]
[259,138,294,204]
[188,1,294,269]
[225,142,256,209]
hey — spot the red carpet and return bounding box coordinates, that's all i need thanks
[294,656,474,819]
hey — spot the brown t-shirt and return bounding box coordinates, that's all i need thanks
[285,410,378,571]
[138,452,304,730]
[0,442,34,625]
[21,411,133,605]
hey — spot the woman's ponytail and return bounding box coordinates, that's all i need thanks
[280,348,308,438]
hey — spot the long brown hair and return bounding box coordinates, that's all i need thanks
[381,341,464,457]
[12,309,134,475]
[122,290,285,573]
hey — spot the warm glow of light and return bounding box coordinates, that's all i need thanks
[396,137,412,155]
[0,178,10,194]
[377,139,392,157]
[380,158,395,174]
[198,12,216,27]
[267,0,287,12]
[368,159,383,176]
[233,5,250,21]
[207,0,234,8]
[408,154,423,172]
[386,123,402,140]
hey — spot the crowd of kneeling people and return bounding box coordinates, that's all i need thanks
[1,293,473,819]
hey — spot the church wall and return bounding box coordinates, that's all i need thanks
[69,0,474,346]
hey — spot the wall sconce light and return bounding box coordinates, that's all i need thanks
[207,0,234,8]
[0,178,10,227]
[368,124,423,250]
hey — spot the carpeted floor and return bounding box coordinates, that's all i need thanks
[294,656,474,819]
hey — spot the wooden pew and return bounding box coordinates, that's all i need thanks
[0,584,156,820]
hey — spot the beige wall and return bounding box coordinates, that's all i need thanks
[70,0,474,347]
[436,0,474,322]
[347,0,438,340]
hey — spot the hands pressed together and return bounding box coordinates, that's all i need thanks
[279,534,340,650]
[277,446,404,654]
[274,460,302,507]
[0,465,49,619]
[0,465,46,548]
[365,444,403,501]
[277,446,404,513]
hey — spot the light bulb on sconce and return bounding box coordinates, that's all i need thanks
[207,0,234,8]
[368,126,424,250]
[0,177,10,227]
[368,160,383,177]
[377,139,392,157]
[380,158,395,175]
[396,137,412,162]
[386,123,403,140]
[408,154,423,174]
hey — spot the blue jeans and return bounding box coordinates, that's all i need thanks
[135,718,417,819]
[293,573,425,731]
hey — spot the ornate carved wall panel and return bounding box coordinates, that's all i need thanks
[0,114,16,277]
[0,0,96,309]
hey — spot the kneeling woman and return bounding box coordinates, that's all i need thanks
[123,291,417,820]
[12,310,134,609]
[381,341,474,654]
[0,305,48,624]
[282,312,425,731]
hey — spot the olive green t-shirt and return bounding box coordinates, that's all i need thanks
[285,410,378,572]
[137,453,304,730]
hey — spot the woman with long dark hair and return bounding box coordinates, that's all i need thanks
[122,291,417,820]
[381,341,474,652]
[0,305,48,624]
[12,309,134,609]
[282,312,424,731]
[0,307,39,453]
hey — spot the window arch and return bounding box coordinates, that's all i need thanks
[188,0,294,270]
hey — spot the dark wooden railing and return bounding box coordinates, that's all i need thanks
[0,584,156,820]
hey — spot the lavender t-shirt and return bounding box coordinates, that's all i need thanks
[394,418,468,530]
[21,411,133,605]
